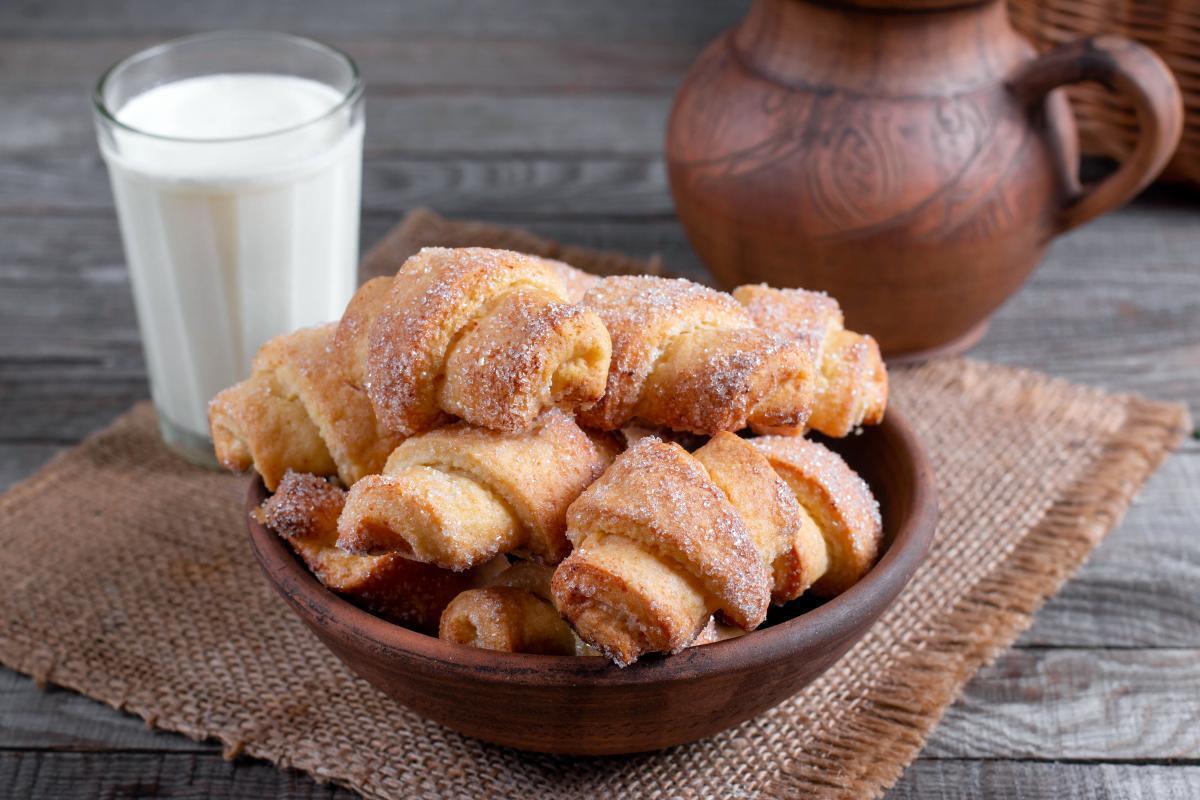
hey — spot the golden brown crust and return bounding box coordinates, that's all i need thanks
[365,247,609,435]
[641,328,815,435]
[578,276,814,435]
[692,433,825,603]
[439,287,611,432]
[552,432,882,664]
[210,371,335,491]
[338,409,616,570]
[333,275,395,388]
[553,438,770,665]
[253,324,405,486]
[439,586,577,655]
[733,284,888,437]
[809,330,888,437]
[259,472,476,632]
[209,324,402,491]
[552,534,711,666]
[438,560,576,655]
[752,436,883,597]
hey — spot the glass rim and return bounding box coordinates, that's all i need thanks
[92,30,363,145]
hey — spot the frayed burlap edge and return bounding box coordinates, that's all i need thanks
[764,393,1191,799]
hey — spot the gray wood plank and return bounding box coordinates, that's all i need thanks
[886,760,1200,800]
[0,445,64,492]
[0,1,747,42]
[0,749,1195,800]
[974,201,1200,416]
[1,644,1196,759]
[0,750,354,799]
[0,671,197,753]
[924,648,1200,760]
[1018,452,1200,648]
[0,91,672,156]
[1,154,673,217]
[6,752,1200,800]
[0,36,698,92]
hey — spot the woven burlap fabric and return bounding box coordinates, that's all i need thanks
[0,212,1189,799]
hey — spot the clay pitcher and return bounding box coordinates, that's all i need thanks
[666,0,1182,361]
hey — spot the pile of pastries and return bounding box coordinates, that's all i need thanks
[213,247,887,667]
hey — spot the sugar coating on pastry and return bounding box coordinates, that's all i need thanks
[692,432,826,603]
[439,561,577,655]
[365,247,610,436]
[209,323,402,490]
[439,287,611,432]
[546,260,602,303]
[733,284,888,437]
[554,437,771,665]
[751,436,882,596]
[579,275,812,434]
[338,409,619,570]
[641,328,814,435]
[259,471,476,632]
[333,275,396,389]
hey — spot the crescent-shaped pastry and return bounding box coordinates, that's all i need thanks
[209,323,403,491]
[552,433,881,665]
[577,275,815,436]
[751,436,883,596]
[692,432,827,603]
[551,437,771,666]
[732,285,888,437]
[211,249,612,489]
[439,561,578,655]
[366,247,611,435]
[257,471,481,632]
[337,409,619,571]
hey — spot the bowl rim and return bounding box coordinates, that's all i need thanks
[246,404,938,687]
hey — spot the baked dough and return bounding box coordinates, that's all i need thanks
[733,285,887,437]
[439,561,577,655]
[337,409,619,570]
[552,433,881,665]
[209,322,403,491]
[366,247,611,435]
[210,248,611,489]
[577,275,815,435]
[257,471,484,632]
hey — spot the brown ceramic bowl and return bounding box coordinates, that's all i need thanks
[246,406,937,755]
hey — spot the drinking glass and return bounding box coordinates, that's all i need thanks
[93,31,364,466]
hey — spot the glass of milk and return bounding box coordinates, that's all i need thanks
[93,31,364,466]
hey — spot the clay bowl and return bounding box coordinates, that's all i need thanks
[246,406,937,755]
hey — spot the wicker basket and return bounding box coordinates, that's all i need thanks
[1009,0,1200,187]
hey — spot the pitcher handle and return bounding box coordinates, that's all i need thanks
[1008,36,1183,235]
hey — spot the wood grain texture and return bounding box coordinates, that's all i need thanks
[887,761,1200,799]
[0,1,748,41]
[0,91,672,155]
[0,154,673,217]
[925,648,1200,760]
[0,752,1197,800]
[0,36,698,92]
[0,752,356,799]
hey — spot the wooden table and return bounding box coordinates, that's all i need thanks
[2,2,1197,797]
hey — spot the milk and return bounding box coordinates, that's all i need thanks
[99,73,362,455]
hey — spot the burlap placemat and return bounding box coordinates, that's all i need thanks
[0,211,1189,799]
